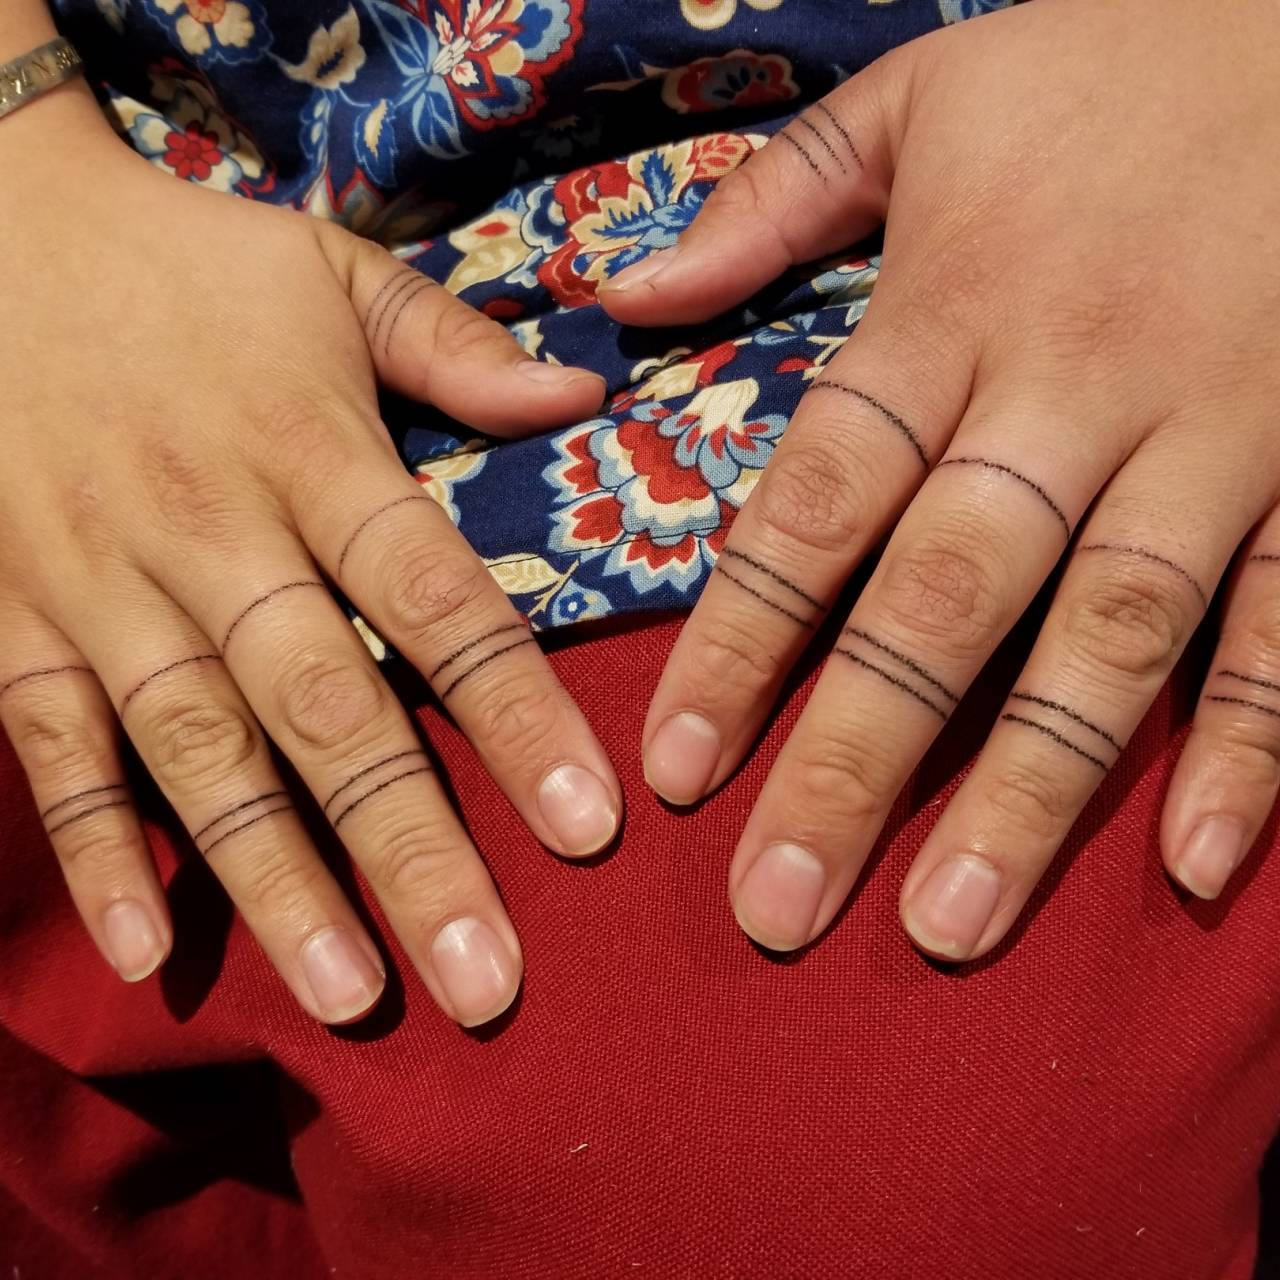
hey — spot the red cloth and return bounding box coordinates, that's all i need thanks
[1,616,1277,1279]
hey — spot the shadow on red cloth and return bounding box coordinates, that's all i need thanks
[1,612,1278,1279]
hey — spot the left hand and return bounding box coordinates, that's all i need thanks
[598,0,1280,961]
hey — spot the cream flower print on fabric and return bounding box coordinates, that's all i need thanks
[282,6,367,90]
[679,0,782,32]
[153,0,257,59]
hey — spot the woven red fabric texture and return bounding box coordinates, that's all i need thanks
[1,615,1277,1279]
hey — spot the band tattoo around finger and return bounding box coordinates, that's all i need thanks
[712,547,824,628]
[331,765,435,830]
[382,279,437,357]
[192,790,290,842]
[1216,669,1280,697]
[361,266,420,332]
[194,790,295,856]
[119,654,221,717]
[429,621,528,681]
[1075,543,1208,608]
[440,637,539,700]
[935,458,1071,537]
[813,102,863,169]
[337,493,433,577]
[832,627,960,721]
[998,713,1110,771]
[716,566,816,628]
[1206,695,1280,722]
[808,382,930,468]
[776,129,824,181]
[323,748,430,811]
[1007,691,1123,751]
[719,548,824,609]
[368,270,425,352]
[40,782,129,821]
[46,797,133,838]
[0,664,93,701]
[221,581,327,651]
[201,803,296,856]
[795,114,847,174]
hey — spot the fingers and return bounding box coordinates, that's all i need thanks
[61,585,391,1025]
[299,465,622,859]
[139,546,528,1028]
[1161,507,1280,899]
[725,380,1119,952]
[596,49,920,325]
[0,607,170,983]
[317,222,605,435]
[899,436,1270,960]
[642,282,977,804]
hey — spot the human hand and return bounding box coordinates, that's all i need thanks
[600,0,1280,960]
[0,94,619,1025]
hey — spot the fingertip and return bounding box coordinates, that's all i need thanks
[643,711,721,806]
[101,897,169,983]
[1168,815,1248,902]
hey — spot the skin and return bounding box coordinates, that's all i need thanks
[0,15,623,1027]
[600,0,1280,961]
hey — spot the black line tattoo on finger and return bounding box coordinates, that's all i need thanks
[999,714,1109,771]
[331,766,434,830]
[1249,554,1280,565]
[382,279,437,357]
[368,271,424,351]
[832,647,950,720]
[776,129,823,181]
[814,101,863,169]
[429,622,528,680]
[795,115,846,174]
[1217,669,1280,696]
[716,567,815,628]
[0,665,93,702]
[40,782,128,822]
[221,581,327,651]
[45,798,132,838]
[1206,695,1280,721]
[842,627,960,704]
[440,637,539,699]
[323,748,429,811]
[119,654,220,717]
[337,494,433,577]
[200,804,295,856]
[192,790,290,842]
[361,266,420,331]
[808,382,929,469]
[1076,543,1208,608]
[719,547,823,608]
[1008,692,1122,751]
[936,458,1071,537]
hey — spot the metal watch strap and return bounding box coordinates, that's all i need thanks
[0,36,83,123]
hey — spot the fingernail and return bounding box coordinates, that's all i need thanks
[598,247,677,294]
[430,917,520,1027]
[645,711,721,805]
[902,855,1002,960]
[733,842,826,951]
[516,360,601,387]
[1174,816,1247,900]
[102,899,165,982]
[537,763,618,856]
[299,926,385,1023]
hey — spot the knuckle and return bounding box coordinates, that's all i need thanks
[754,439,867,555]
[468,676,561,761]
[686,611,787,694]
[1224,596,1280,666]
[52,824,133,878]
[233,849,324,915]
[275,650,389,752]
[139,697,259,789]
[136,438,243,542]
[8,700,113,777]
[1203,718,1280,791]
[878,520,1007,658]
[371,825,459,905]
[1063,564,1189,685]
[381,549,490,643]
[431,305,498,363]
[981,763,1070,841]
[786,727,898,824]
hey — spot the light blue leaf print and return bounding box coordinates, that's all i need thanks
[639,149,676,206]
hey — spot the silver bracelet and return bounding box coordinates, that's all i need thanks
[0,36,83,123]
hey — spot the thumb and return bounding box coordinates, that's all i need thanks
[318,223,605,437]
[597,43,919,327]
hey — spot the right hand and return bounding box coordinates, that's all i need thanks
[0,87,620,1027]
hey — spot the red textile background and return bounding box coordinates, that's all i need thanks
[1,615,1278,1279]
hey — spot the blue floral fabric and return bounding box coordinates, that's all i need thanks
[52,0,1013,645]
